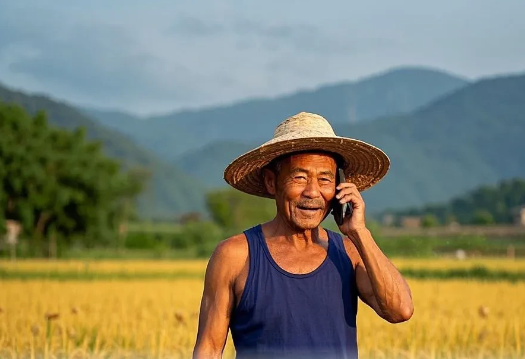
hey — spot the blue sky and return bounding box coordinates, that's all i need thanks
[0,0,524,115]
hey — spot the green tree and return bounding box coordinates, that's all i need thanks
[471,209,495,225]
[389,178,525,225]
[206,189,276,231]
[0,102,147,257]
[421,213,440,228]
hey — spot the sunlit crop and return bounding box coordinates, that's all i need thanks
[3,257,525,275]
[0,259,208,274]
[0,260,524,358]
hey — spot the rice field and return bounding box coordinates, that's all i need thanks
[0,259,524,359]
[0,259,208,274]
[3,257,525,274]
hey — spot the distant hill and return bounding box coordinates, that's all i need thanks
[334,73,525,211]
[85,67,468,161]
[175,141,254,189]
[0,83,205,218]
[175,73,525,213]
[82,108,144,134]
[387,177,525,225]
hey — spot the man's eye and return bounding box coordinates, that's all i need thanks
[294,175,307,181]
[319,178,332,183]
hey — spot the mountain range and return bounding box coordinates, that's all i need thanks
[174,72,525,212]
[84,67,469,161]
[334,73,525,211]
[3,66,524,217]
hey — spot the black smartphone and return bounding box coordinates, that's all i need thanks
[332,168,353,226]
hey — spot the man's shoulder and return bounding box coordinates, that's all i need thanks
[213,232,249,259]
[208,232,249,274]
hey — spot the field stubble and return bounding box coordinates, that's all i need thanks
[0,260,524,359]
[3,258,525,274]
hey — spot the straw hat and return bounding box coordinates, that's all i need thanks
[223,112,390,198]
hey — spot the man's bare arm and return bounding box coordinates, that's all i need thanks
[344,230,414,323]
[335,181,413,324]
[193,235,247,358]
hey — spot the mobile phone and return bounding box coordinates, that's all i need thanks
[332,168,353,226]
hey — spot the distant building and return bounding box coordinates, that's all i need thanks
[400,216,421,228]
[382,214,394,227]
[179,212,202,224]
[448,221,461,229]
[513,206,525,227]
[4,220,22,245]
[2,220,22,259]
[118,222,128,238]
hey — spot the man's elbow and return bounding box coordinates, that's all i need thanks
[193,334,225,359]
[193,343,223,359]
[385,303,414,323]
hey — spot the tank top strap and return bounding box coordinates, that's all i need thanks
[242,224,263,278]
[235,224,264,313]
[325,228,355,271]
[326,228,346,251]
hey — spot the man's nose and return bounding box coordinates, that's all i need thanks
[302,179,321,198]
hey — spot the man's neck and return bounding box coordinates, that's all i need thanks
[261,216,327,250]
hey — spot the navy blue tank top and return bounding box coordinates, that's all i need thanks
[230,224,358,359]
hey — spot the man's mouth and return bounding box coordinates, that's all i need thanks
[297,205,322,212]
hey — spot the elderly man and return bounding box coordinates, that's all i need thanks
[193,112,413,359]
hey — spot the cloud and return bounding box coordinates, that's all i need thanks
[169,16,225,37]
[0,9,51,51]
[167,16,318,41]
[0,8,398,114]
[9,23,196,100]
[0,12,395,113]
[168,17,382,55]
[0,13,207,111]
[231,20,328,53]
[231,20,317,40]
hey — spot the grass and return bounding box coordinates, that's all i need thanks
[374,235,525,257]
[1,258,525,282]
[400,266,525,282]
[1,267,524,282]
[0,268,204,281]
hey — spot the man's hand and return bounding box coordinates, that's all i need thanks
[335,181,366,236]
[335,181,414,324]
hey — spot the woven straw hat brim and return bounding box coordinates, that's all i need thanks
[223,136,390,198]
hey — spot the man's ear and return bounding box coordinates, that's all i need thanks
[263,168,277,196]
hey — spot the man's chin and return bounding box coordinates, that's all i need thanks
[288,207,331,229]
[292,218,323,230]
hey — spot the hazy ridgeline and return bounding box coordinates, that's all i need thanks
[3,69,525,219]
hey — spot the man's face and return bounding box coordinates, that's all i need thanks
[266,152,338,230]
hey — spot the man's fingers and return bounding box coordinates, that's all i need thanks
[336,190,359,201]
[335,185,362,200]
[339,193,361,205]
[336,182,358,190]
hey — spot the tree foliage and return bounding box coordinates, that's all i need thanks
[391,178,525,225]
[421,213,440,227]
[206,189,276,232]
[0,102,147,256]
[0,83,205,218]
